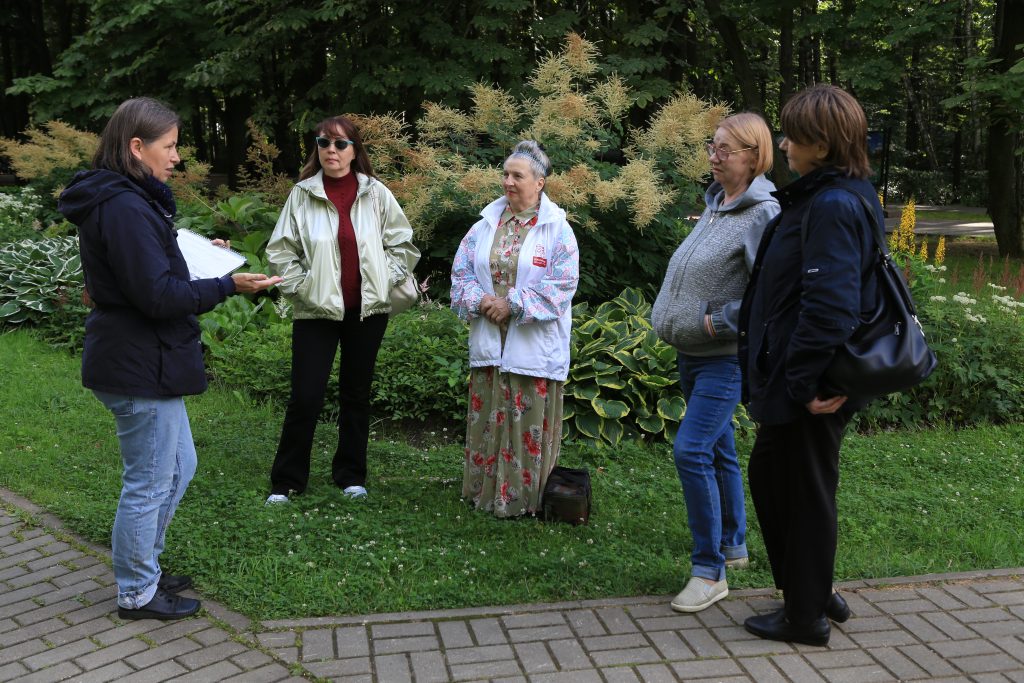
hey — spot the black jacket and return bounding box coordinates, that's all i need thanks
[60,170,235,397]
[738,167,883,425]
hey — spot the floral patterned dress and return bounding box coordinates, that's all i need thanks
[462,205,564,517]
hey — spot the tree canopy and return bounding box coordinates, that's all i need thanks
[3,0,1023,253]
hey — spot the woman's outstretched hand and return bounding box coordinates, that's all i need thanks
[231,272,283,293]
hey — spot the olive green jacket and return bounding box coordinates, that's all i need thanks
[266,171,420,320]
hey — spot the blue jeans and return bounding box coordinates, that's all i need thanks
[94,391,197,609]
[673,354,747,581]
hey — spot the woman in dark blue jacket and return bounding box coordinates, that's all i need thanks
[738,85,884,646]
[59,97,280,621]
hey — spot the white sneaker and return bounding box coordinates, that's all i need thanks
[725,556,750,570]
[343,485,367,499]
[265,494,289,505]
[671,577,729,613]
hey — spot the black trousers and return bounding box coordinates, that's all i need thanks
[747,408,853,625]
[270,315,388,495]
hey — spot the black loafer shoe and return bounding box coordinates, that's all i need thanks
[118,589,200,621]
[157,573,192,594]
[745,611,830,646]
[826,592,851,623]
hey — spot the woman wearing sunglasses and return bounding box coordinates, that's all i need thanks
[651,112,779,612]
[265,115,419,504]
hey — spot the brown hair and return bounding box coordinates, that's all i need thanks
[92,97,180,182]
[298,115,376,181]
[780,85,871,179]
[717,112,774,178]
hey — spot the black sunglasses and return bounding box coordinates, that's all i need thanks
[315,136,354,151]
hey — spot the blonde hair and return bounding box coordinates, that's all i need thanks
[717,112,774,178]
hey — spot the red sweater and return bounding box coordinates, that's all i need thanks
[323,172,361,311]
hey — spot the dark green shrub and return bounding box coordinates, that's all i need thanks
[207,303,470,424]
[372,303,469,421]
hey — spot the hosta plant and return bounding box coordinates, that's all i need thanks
[0,236,87,348]
[564,288,684,447]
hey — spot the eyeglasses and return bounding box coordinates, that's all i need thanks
[315,136,354,151]
[707,143,756,160]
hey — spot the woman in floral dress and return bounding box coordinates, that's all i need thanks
[451,141,579,517]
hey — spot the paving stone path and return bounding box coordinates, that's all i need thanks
[2,488,1022,682]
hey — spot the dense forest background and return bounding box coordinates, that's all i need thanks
[2,0,1023,253]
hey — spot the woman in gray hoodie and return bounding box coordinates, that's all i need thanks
[652,112,780,612]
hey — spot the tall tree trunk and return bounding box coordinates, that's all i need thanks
[902,49,940,172]
[224,95,252,189]
[778,2,794,109]
[702,0,763,111]
[987,0,1024,256]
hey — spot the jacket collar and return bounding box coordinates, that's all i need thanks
[296,169,374,200]
[480,192,564,228]
[771,166,845,209]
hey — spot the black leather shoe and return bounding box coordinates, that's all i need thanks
[157,573,192,594]
[826,591,851,623]
[118,589,200,621]
[745,611,830,646]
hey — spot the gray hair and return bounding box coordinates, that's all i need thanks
[92,97,180,183]
[505,140,552,181]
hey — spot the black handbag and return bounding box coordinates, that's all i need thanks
[801,187,938,399]
[542,466,591,525]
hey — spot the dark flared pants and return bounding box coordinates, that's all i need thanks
[747,408,852,625]
[270,315,388,495]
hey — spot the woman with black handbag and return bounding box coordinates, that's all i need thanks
[738,85,884,646]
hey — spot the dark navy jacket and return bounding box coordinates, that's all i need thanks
[738,166,883,425]
[59,170,235,397]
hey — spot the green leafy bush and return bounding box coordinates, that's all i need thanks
[207,303,470,424]
[0,236,87,349]
[372,303,470,422]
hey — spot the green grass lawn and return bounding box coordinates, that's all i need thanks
[1,330,1022,619]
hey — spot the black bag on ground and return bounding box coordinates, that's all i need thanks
[801,187,938,399]
[542,466,591,525]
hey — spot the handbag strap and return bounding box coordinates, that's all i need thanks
[800,185,924,320]
[800,185,885,258]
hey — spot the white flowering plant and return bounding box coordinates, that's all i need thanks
[0,188,46,243]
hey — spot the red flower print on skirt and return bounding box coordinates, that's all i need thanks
[471,452,484,467]
[500,480,510,502]
[523,429,541,456]
[501,447,514,462]
[533,377,548,397]
[496,410,506,425]
[471,392,483,412]
[522,470,533,488]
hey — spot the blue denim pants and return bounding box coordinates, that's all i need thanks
[94,391,197,609]
[673,354,747,581]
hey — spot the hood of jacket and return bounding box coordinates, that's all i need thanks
[59,170,149,226]
[479,192,567,229]
[704,174,777,213]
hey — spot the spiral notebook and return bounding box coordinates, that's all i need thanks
[175,228,247,280]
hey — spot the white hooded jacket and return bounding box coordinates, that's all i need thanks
[451,193,579,381]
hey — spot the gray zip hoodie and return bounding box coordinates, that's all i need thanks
[651,174,780,356]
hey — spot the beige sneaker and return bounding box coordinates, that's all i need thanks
[725,556,750,570]
[671,577,729,613]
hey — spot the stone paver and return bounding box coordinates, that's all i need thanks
[2,488,1024,682]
